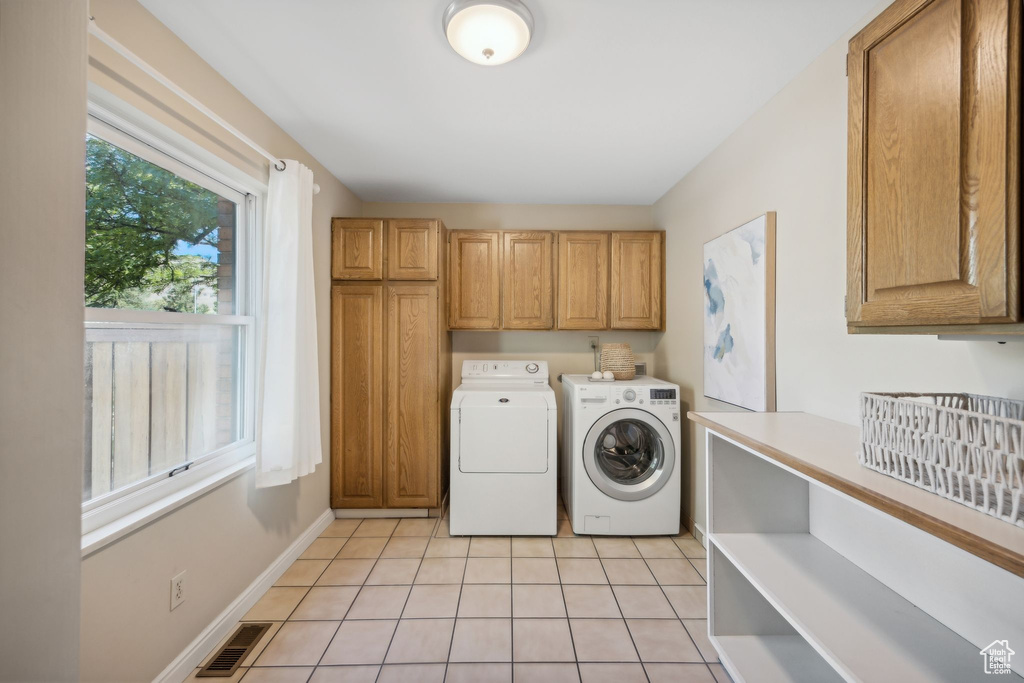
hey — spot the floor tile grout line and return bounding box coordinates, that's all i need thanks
[509,557,514,666]
[232,520,714,679]
[633,537,712,671]
[247,534,344,670]
[439,560,465,681]
[550,558,583,683]
[373,546,424,681]
[308,523,391,677]
[596,537,649,681]
[249,614,684,622]
[238,657,714,666]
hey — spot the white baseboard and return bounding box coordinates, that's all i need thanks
[693,521,707,545]
[153,508,334,683]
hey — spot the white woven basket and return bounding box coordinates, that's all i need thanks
[859,392,1024,527]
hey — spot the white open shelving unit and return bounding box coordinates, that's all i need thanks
[693,412,1024,683]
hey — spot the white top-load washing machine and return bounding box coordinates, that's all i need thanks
[561,375,681,536]
[450,360,557,536]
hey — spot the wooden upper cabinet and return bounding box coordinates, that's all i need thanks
[847,0,1021,327]
[385,286,439,507]
[503,232,554,329]
[387,219,438,280]
[449,231,501,329]
[557,232,609,330]
[330,285,383,508]
[610,231,664,330]
[332,218,383,280]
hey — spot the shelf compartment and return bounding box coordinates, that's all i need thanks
[712,532,1016,683]
[709,544,841,683]
[713,636,842,683]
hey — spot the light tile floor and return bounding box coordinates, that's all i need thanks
[188,503,730,683]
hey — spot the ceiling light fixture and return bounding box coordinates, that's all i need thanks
[442,0,534,66]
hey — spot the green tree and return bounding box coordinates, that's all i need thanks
[85,135,221,311]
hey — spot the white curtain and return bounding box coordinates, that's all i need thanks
[255,160,322,488]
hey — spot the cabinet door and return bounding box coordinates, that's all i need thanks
[610,231,664,330]
[847,0,1021,326]
[503,232,554,329]
[449,231,501,329]
[387,219,438,280]
[557,232,609,330]
[332,219,383,280]
[385,286,439,507]
[331,285,383,508]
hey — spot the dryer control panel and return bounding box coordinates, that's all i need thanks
[461,360,549,383]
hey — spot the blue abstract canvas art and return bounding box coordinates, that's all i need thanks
[703,213,775,411]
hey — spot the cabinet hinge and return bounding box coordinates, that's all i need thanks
[845,54,849,77]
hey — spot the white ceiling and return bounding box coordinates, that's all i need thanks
[139,0,877,205]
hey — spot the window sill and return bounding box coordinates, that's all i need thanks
[81,451,255,558]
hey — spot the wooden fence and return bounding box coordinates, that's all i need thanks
[84,324,238,500]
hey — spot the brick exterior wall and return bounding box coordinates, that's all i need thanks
[216,198,236,447]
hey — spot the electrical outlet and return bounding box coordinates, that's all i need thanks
[170,570,186,611]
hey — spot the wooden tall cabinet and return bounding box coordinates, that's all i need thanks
[330,286,383,507]
[847,0,1022,328]
[385,285,439,507]
[330,218,450,510]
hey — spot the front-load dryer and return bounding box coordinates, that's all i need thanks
[561,374,681,536]
[450,360,557,536]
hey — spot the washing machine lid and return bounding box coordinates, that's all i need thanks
[457,389,552,474]
[582,408,675,501]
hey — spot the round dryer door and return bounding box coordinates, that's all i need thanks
[582,408,675,501]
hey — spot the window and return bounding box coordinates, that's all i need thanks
[82,111,260,538]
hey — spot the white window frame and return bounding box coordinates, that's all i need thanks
[82,100,266,556]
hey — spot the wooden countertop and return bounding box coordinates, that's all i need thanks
[688,411,1024,578]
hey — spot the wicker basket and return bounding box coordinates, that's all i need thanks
[600,343,636,380]
[859,392,1024,527]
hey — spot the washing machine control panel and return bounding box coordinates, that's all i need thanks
[610,386,678,406]
[649,388,677,405]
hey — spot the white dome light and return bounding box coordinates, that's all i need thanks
[443,0,534,66]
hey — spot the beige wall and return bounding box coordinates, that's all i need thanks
[80,2,361,680]
[363,202,661,439]
[0,2,87,680]
[652,1,1024,535]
